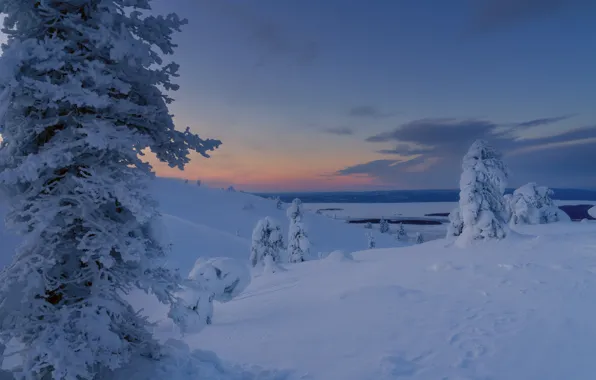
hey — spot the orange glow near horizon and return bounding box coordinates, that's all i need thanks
[147,149,384,192]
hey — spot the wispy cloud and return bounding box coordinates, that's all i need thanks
[469,0,583,33]
[348,106,395,119]
[324,127,354,136]
[200,0,319,66]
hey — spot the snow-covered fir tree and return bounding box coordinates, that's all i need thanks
[286,198,309,262]
[379,218,390,233]
[0,1,221,379]
[196,179,201,187]
[287,221,310,263]
[415,232,424,244]
[250,217,285,267]
[286,198,304,222]
[366,232,376,249]
[395,223,407,241]
[446,207,463,238]
[508,183,570,225]
[275,196,283,210]
[457,140,509,245]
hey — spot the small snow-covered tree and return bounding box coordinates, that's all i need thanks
[287,198,304,222]
[196,180,202,187]
[286,198,309,263]
[508,183,570,225]
[287,221,310,263]
[457,140,509,245]
[275,196,283,210]
[364,222,373,229]
[395,223,407,241]
[227,186,236,192]
[415,233,424,244]
[446,208,463,238]
[379,218,390,233]
[0,1,221,379]
[366,232,376,249]
[250,217,284,267]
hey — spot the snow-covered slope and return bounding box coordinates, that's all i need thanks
[149,179,405,270]
[0,178,404,271]
[158,223,596,380]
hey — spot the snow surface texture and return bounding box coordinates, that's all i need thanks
[185,222,596,380]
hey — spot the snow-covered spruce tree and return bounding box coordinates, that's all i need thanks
[396,223,407,241]
[508,182,570,225]
[415,232,424,244]
[275,196,283,210]
[286,198,304,222]
[287,220,310,263]
[446,207,463,238]
[250,217,284,267]
[366,232,376,249]
[286,198,309,263]
[457,140,509,245]
[0,2,221,379]
[379,218,390,233]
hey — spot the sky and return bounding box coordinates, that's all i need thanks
[10,0,596,192]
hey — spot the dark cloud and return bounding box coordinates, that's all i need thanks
[470,0,584,32]
[514,114,574,128]
[201,1,319,66]
[333,116,596,189]
[324,127,354,136]
[376,143,432,156]
[348,106,395,119]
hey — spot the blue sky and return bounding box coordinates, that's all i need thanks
[149,0,595,190]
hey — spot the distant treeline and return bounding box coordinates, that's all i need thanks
[255,189,596,204]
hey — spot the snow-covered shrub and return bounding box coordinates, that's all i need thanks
[250,217,285,267]
[242,201,255,211]
[366,232,376,249]
[395,223,407,241]
[446,208,463,238]
[188,258,251,303]
[379,218,390,233]
[364,222,373,229]
[287,221,310,263]
[457,140,509,245]
[0,1,221,379]
[508,183,570,225]
[415,233,424,244]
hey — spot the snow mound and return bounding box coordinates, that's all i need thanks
[324,250,354,262]
[589,206,596,219]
